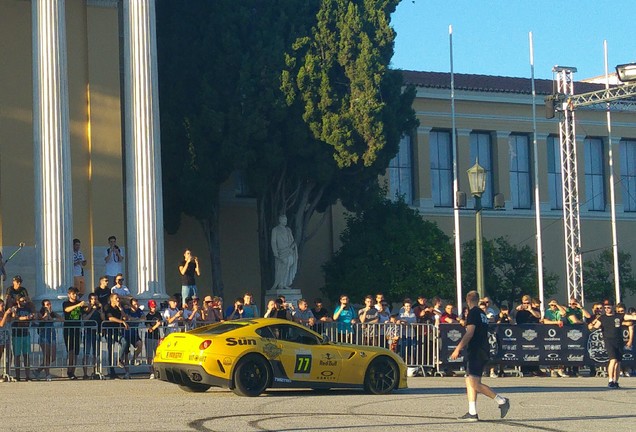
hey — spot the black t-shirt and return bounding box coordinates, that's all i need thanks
[466,306,489,355]
[598,313,624,342]
[146,310,162,339]
[63,300,82,326]
[6,286,29,304]
[103,304,124,328]
[312,307,331,320]
[179,260,197,285]
[515,308,540,325]
[95,287,111,306]
[83,306,103,327]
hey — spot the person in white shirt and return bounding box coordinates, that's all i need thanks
[110,274,132,307]
[104,236,124,288]
[72,238,87,296]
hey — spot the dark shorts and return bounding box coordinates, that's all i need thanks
[465,353,488,377]
[605,340,623,360]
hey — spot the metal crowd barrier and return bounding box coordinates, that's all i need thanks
[5,320,100,381]
[314,322,438,375]
[0,327,9,381]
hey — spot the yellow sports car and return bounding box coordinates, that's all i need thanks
[153,318,407,396]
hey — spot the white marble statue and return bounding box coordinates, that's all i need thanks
[270,215,298,290]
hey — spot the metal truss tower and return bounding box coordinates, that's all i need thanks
[553,66,583,302]
[550,66,636,303]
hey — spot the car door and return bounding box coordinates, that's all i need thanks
[273,323,343,384]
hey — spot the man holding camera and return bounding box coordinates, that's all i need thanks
[226,297,245,320]
[179,249,200,309]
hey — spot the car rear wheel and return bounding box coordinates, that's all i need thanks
[363,356,399,395]
[178,383,211,393]
[232,354,270,397]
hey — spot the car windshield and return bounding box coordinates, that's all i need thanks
[190,320,257,335]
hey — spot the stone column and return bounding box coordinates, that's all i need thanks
[122,0,166,299]
[32,0,73,299]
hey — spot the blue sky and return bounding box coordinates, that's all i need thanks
[390,1,636,80]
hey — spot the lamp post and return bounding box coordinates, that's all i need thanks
[467,161,487,298]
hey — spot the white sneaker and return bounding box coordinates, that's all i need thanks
[45,375,52,382]
[149,373,155,380]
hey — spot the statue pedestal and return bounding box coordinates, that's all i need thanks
[269,287,303,307]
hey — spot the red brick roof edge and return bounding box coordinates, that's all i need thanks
[398,69,607,96]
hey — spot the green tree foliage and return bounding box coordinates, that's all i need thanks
[322,198,455,305]
[156,1,315,297]
[461,236,558,307]
[157,0,417,297]
[253,0,417,292]
[583,249,636,303]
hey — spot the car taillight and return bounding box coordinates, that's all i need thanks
[199,340,212,350]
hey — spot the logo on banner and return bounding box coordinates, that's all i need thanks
[488,331,498,357]
[567,329,583,341]
[521,344,538,350]
[547,353,560,359]
[623,353,634,361]
[548,328,557,338]
[522,329,538,341]
[587,329,608,363]
[503,353,516,360]
[523,354,540,362]
[502,344,517,350]
[447,329,462,342]
[568,354,584,362]
[504,328,513,338]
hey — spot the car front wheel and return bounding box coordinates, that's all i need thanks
[363,356,399,395]
[232,354,271,397]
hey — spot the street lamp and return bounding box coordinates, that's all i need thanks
[615,63,636,83]
[467,161,487,298]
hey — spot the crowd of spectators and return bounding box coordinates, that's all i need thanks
[2,273,635,381]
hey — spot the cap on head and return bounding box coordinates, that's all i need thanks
[148,300,157,308]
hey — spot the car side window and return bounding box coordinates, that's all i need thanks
[257,324,320,345]
[283,324,320,345]
[256,326,278,340]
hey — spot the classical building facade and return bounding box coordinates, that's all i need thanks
[2,1,634,308]
[389,70,636,304]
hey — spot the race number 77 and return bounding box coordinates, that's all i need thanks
[294,354,312,374]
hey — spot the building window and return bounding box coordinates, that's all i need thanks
[584,138,605,211]
[469,132,493,208]
[389,135,413,204]
[509,134,531,209]
[429,130,453,207]
[620,139,636,212]
[547,135,563,210]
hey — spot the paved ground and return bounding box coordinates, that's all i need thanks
[4,375,635,431]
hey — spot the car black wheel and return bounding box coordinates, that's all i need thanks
[178,383,211,393]
[363,356,399,395]
[232,354,270,397]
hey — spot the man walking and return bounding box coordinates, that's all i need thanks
[589,301,636,388]
[451,290,510,421]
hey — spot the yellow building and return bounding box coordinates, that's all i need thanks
[2,1,634,308]
[390,70,636,305]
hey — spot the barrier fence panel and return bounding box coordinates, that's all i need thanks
[0,327,9,381]
[100,321,163,379]
[314,322,438,373]
[6,320,100,381]
[437,323,636,371]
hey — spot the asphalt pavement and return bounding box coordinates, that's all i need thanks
[4,375,635,431]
